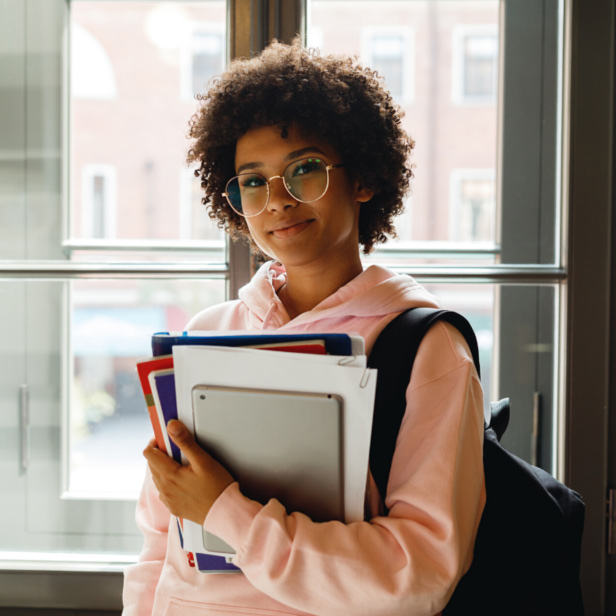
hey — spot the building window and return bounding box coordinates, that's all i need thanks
[182,24,225,100]
[81,165,117,239]
[449,169,495,242]
[452,26,498,104]
[179,168,225,241]
[362,28,414,105]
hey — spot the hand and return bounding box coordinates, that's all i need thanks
[143,420,235,525]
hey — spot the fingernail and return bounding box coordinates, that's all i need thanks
[167,420,181,436]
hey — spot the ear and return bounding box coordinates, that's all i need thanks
[355,184,374,203]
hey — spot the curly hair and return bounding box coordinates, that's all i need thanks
[187,38,415,254]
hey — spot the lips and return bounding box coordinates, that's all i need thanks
[269,219,314,238]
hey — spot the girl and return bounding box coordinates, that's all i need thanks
[123,39,485,616]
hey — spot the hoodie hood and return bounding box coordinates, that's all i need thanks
[238,261,441,330]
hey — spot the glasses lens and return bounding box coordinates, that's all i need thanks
[284,158,328,202]
[225,174,268,216]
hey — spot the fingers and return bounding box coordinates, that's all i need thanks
[141,422,236,524]
[166,420,206,467]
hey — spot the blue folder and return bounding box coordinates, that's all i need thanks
[152,332,354,357]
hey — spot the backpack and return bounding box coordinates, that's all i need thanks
[367,307,585,616]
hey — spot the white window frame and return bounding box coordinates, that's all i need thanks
[448,168,496,242]
[80,164,117,239]
[361,26,414,105]
[451,25,498,105]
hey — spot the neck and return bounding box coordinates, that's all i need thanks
[277,255,363,320]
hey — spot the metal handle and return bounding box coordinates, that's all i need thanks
[19,384,29,472]
[530,392,540,467]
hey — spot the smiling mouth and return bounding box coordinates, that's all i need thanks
[269,219,314,237]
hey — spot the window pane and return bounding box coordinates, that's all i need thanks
[309,1,499,249]
[414,281,558,471]
[69,1,226,243]
[69,277,225,497]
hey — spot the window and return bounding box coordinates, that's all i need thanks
[452,26,499,104]
[80,165,117,238]
[362,28,414,104]
[0,1,613,613]
[0,0,230,588]
[449,169,495,242]
[179,167,225,241]
[68,278,225,498]
[181,23,225,101]
[70,2,228,244]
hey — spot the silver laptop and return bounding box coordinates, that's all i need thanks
[191,385,344,555]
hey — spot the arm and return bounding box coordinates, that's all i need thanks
[121,468,171,616]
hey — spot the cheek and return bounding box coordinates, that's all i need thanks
[245,221,276,257]
[244,219,262,243]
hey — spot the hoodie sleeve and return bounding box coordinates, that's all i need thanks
[122,468,171,616]
[203,321,486,616]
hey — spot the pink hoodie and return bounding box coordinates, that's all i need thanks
[123,262,486,616]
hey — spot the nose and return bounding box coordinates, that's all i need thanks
[266,175,297,212]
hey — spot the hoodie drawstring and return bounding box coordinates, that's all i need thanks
[262,302,278,329]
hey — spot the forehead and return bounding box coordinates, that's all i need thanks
[234,124,339,168]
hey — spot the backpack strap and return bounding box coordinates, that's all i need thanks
[367,307,481,505]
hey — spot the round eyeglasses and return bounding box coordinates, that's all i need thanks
[222,157,345,218]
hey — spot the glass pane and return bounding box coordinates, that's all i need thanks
[69,1,226,243]
[412,280,558,472]
[308,1,499,250]
[69,277,225,497]
[0,1,26,260]
[418,282,495,416]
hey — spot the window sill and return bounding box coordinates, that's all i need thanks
[0,554,133,610]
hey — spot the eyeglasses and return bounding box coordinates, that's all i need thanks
[222,157,345,218]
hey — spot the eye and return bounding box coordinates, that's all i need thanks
[291,158,323,177]
[239,173,266,188]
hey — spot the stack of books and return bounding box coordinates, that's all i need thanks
[137,331,377,573]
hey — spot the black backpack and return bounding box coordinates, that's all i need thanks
[367,307,585,616]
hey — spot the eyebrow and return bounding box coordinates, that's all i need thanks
[236,146,327,174]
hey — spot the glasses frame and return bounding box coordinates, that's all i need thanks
[222,159,346,218]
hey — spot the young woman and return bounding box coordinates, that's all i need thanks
[123,40,486,616]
